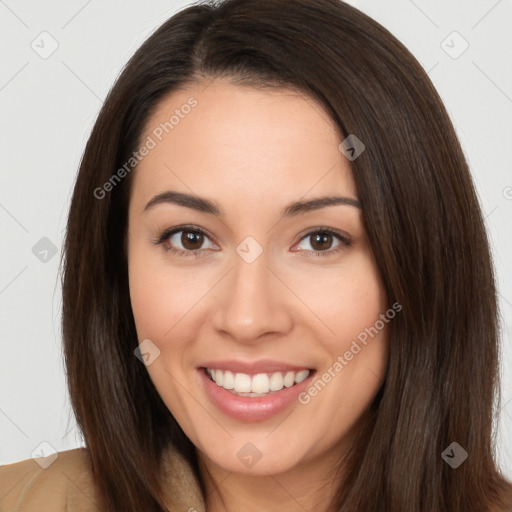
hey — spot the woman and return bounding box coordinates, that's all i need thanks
[1,0,511,510]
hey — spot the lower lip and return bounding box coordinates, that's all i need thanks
[198,367,316,422]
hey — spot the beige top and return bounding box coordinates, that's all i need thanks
[3,448,510,511]
[0,445,205,511]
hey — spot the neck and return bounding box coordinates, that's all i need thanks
[196,440,348,512]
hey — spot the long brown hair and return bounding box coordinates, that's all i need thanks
[61,0,512,510]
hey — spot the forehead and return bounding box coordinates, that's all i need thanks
[130,79,358,214]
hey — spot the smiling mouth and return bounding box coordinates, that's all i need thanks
[202,367,315,397]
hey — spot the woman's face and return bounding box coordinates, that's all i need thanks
[127,78,390,477]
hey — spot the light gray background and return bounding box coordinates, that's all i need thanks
[1,0,511,478]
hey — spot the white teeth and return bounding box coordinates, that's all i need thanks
[234,372,252,393]
[251,373,270,394]
[206,368,311,395]
[222,370,235,389]
[269,372,284,391]
[283,371,295,388]
[213,369,223,387]
[295,369,310,384]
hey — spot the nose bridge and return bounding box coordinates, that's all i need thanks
[212,242,292,342]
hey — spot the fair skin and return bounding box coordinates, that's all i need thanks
[127,78,390,512]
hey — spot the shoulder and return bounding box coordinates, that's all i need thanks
[0,447,102,512]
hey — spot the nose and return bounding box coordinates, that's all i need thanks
[212,249,293,344]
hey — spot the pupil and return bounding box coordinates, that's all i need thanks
[182,231,203,250]
[312,233,331,251]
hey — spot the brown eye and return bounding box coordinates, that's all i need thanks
[297,231,341,252]
[309,232,334,251]
[154,226,349,259]
[180,230,205,250]
[294,228,351,258]
[156,226,218,257]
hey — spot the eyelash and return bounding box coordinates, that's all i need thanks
[151,225,352,259]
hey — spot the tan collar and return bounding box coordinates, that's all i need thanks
[0,444,206,511]
[160,443,206,512]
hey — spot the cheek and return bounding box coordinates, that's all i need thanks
[292,251,390,391]
[287,252,387,343]
[335,266,389,374]
[128,237,181,341]
[129,254,164,339]
[127,242,219,356]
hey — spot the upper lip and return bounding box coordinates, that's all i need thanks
[199,359,314,375]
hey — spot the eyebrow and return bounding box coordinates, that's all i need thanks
[143,190,362,218]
